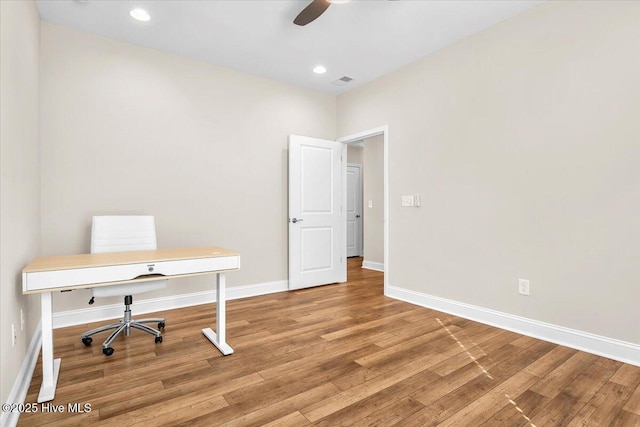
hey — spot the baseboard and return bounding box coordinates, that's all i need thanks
[386,285,640,367]
[0,322,41,427]
[361,260,384,272]
[53,280,288,329]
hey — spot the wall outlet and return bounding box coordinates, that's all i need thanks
[368,200,373,208]
[518,279,530,296]
[11,323,16,347]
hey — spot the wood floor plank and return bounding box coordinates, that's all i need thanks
[567,381,634,426]
[611,362,640,388]
[406,341,557,426]
[531,356,621,426]
[622,382,640,415]
[312,368,439,426]
[529,351,599,398]
[300,347,462,422]
[411,361,493,408]
[354,327,454,367]
[427,329,520,377]
[258,342,382,381]
[436,370,539,427]
[224,349,376,408]
[18,257,640,427]
[260,411,311,427]
[39,411,101,427]
[478,389,547,427]
[349,396,425,427]
[523,344,578,377]
[610,409,640,426]
[124,394,229,426]
[220,383,339,426]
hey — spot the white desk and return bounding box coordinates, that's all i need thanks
[22,246,240,403]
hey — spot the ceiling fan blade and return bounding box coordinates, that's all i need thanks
[294,0,331,26]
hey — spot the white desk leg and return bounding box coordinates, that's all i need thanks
[38,291,61,403]
[202,272,234,355]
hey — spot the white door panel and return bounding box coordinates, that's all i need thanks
[302,227,333,271]
[289,135,345,289]
[302,146,333,213]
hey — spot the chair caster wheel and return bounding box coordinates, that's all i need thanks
[103,347,114,356]
[158,322,165,329]
[82,337,93,346]
[155,336,163,344]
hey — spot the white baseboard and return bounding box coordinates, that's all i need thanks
[53,280,288,329]
[362,260,384,272]
[0,322,42,427]
[386,285,640,367]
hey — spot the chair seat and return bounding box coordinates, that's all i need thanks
[91,279,167,298]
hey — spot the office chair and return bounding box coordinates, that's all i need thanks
[81,215,167,356]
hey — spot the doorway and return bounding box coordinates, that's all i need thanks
[346,164,363,258]
[338,126,389,293]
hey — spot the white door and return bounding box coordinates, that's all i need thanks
[346,164,362,257]
[289,135,346,290]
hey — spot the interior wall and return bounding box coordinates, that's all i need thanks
[0,0,41,404]
[337,0,640,344]
[39,22,337,313]
[347,145,364,164]
[362,135,384,265]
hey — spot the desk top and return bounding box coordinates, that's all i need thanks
[23,246,239,273]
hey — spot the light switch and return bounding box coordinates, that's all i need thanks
[401,195,415,207]
[368,200,373,208]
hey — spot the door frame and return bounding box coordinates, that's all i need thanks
[337,126,389,294]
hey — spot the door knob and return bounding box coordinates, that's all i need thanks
[356,215,361,218]
[291,218,304,223]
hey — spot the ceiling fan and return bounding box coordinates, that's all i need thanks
[294,0,349,26]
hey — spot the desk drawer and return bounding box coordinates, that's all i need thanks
[23,255,240,292]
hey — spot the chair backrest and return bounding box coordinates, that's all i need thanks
[91,216,158,254]
[90,215,167,298]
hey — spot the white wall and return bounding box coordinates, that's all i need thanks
[362,135,384,265]
[39,23,336,313]
[0,0,41,405]
[338,1,640,344]
[347,145,363,165]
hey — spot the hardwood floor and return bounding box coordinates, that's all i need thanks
[20,258,640,426]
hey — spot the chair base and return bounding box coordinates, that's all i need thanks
[81,295,165,354]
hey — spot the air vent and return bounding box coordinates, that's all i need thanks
[332,75,355,86]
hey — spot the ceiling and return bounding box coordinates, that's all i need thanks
[36,0,542,95]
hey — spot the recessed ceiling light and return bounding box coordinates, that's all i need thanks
[129,8,151,22]
[313,65,327,74]
[328,0,351,4]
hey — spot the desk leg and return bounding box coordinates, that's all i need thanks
[202,272,234,355]
[38,292,61,403]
